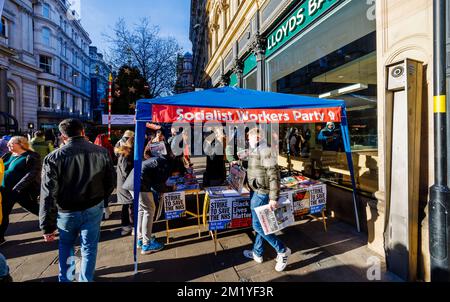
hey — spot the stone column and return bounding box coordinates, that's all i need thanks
[251,34,266,91]
[232,59,244,88]
[0,67,8,113]
[375,0,433,281]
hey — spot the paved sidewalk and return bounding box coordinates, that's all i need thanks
[0,202,401,282]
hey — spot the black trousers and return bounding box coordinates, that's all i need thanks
[121,204,134,227]
[0,189,39,240]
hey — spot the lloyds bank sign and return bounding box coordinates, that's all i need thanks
[266,0,341,57]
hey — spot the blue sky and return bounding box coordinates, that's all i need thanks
[80,0,192,55]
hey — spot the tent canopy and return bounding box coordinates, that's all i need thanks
[136,86,346,122]
[131,87,360,274]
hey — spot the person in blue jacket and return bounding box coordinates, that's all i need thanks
[317,122,341,152]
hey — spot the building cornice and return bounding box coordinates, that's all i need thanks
[0,44,17,57]
[10,57,42,72]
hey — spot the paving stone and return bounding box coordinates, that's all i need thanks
[1,203,395,282]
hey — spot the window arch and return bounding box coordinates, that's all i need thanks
[42,27,51,46]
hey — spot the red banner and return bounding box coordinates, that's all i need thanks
[152,105,342,124]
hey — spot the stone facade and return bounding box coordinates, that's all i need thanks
[89,46,110,123]
[0,0,92,133]
[190,0,209,88]
[174,52,194,94]
[0,0,40,132]
[33,0,92,128]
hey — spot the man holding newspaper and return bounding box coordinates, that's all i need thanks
[242,128,291,272]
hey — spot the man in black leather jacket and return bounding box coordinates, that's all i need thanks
[39,119,115,282]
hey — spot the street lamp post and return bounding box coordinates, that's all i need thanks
[108,73,113,141]
[430,0,450,282]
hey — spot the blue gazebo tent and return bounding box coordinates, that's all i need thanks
[133,87,360,273]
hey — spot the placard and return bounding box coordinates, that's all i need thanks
[230,198,252,229]
[291,189,311,217]
[163,191,186,220]
[308,184,327,214]
[208,198,233,230]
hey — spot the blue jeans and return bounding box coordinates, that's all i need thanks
[57,202,104,282]
[251,193,286,257]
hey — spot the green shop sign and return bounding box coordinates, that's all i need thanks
[229,73,238,86]
[266,0,341,57]
[243,54,257,76]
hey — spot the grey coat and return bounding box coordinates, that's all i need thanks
[116,154,134,205]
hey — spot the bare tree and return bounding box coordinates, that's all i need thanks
[104,18,181,98]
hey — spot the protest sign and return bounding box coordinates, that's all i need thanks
[208,198,233,230]
[291,189,311,217]
[230,198,252,229]
[163,191,186,220]
[308,184,327,214]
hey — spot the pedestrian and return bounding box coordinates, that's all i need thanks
[0,253,12,282]
[243,127,291,272]
[151,130,165,144]
[94,133,115,220]
[114,130,135,151]
[203,127,226,187]
[45,129,57,149]
[317,122,341,152]
[0,136,9,157]
[289,128,299,157]
[167,127,186,176]
[30,130,55,161]
[125,146,170,255]
[182,130,193,169]
[0,136,41,246]
[115,137,134,236]
[39,119,115,282]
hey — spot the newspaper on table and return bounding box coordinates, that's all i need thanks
[163,191,186,220]
[228,165,246,194]
[254,195,295,236]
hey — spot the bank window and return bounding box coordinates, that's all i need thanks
[39,55,52,73]
[266,0,377,194]
[243,70,257,90]
[43,3,51,19]
[42,27,51,46]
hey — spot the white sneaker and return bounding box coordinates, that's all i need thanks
[243,250,263,264]
[275,248,291,272]
[103,207,112,220]
[121,226,133,236]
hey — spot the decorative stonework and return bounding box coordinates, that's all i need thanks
[250,33,266,57]
[231,58,243,75]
